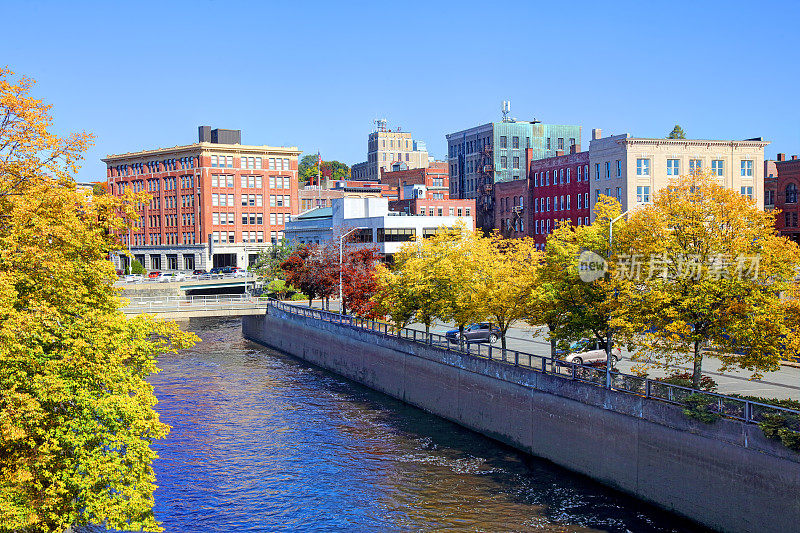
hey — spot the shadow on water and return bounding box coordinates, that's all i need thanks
[81,316,712,533]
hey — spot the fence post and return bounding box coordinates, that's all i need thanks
[645,379,651,399]
[745,401,752,423]
[514,351,519,366]
[488,344,492,360]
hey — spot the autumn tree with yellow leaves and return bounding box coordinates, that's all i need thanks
[614,172,800,389]
[0,68,197,532]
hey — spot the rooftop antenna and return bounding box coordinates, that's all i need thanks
[501,100,511,122]
[375,118,388,132]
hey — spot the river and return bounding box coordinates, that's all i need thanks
[116,317,709,532]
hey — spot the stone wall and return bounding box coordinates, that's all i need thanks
[243,309,800,533]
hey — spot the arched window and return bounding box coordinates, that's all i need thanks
[786,183,798,204]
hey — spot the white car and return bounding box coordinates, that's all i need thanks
[559,339,622,366]
[124,274,143,283]
[156,273,174,283]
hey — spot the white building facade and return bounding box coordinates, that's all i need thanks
[284,197,472,257]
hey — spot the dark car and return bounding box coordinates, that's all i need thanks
[220,266,235,274]
[445,323,501,344]
[210,267,223,274]
[193,269,208,276]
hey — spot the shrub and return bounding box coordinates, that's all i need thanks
[683,393,720,423]
[758,413,800,451]
[130,260,146,275]
[657,371,718,392]
[290,292,308,301]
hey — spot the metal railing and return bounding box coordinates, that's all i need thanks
[125,294,268,313]
[269,299,800,430]
[119,273,256,284]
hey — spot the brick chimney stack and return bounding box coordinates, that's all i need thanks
[778,153,786,161]
[592,128,602,140]
[556,150,564,157]
[793,155,798,160]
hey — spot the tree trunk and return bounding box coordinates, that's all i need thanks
[550,338,556,359]
[692,340,703,390]
[501,333,507,362]
[458,324,465,351]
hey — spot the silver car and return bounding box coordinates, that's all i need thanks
[560,339,621,365]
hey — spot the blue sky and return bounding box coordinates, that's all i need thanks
[4,0,799,183]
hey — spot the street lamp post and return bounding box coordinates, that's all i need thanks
[339,227,363,314]
[605,209,630,389]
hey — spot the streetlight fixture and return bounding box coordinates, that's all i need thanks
[339,227,366,314]
[605,208,631,389]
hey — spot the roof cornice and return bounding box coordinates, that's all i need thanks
[618,138,770,148]
[102,142,301,163]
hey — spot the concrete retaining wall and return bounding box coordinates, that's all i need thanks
[243,309,800,533]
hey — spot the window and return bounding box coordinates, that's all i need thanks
[786,183,798,203]
[766,190,775,205]
[636,159,650,176]
[513,156,520,169]
[377,228,416,242]
[577,194,582,209]
[500,136,507,148]
[584,192,588,208]
[211,175,218,187]
[226,156,233,168]
[211,155,218,168]
[212,193,219,206]
[566,168,570,183]
[257,194,263,207]
[500,156,507,169]
[741,160,753,177]
[283,177,290,189]
[212,213,219,225]
[512,136,519,149]
[741,186,753,199]
[269,158,276,170]
[258,213,264,225]
[637,186,650,203]
[269,176,276,189]
[712,160,724,176]
[605,162,610,179]
[616,160,621,177]
[667,159,680,176]
[689,159,702,173]
[558,138,564,150]
[270,213,277,225]
[595,163,600,180]
[566,195,570,210]
[560,169,564,183]
[577,166,582,181]
[255,158,262,170]
[257,231,264,243]
[616,187,622,202]
[546,138,551,150]
[284,195,290,208]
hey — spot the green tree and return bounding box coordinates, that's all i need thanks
[251,240,296,281]
[298,154,319,185]
[535,197,624,355]
[321,160,350,180]
[0,68,198,532]
[615,172,800,388]
[668,125,686,139]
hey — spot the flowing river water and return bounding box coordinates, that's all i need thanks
[109,317,710,532]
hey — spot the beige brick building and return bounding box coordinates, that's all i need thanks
[588,129,768,220]
[351,120,429,181]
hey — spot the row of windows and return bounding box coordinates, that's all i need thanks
[114,157,194,177]
[533,217,590,235]
[624,158,753,178]
[415,206,472,217]
[211,230,284,244]
[533,165,590,187]
[499,196,524,212]
[210,212,291,226]
[534,193,590,212]
[210,155,290,170]
[210,174,293,189]
[211,193,293,208]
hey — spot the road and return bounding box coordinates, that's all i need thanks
[307,300,799,401]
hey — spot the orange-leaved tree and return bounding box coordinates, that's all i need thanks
[0,68,197,533]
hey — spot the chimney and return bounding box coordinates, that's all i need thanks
[592,128,602,140]
[570,144,581,154]
[793,155,798,161]
[778,153,786,161]
[198,125,211,142]
[556,150,564,157]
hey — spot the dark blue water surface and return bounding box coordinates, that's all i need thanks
[138,317,707,532]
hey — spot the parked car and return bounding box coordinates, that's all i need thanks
[445,323,501,344]
[557,339,622,366]
[156,272,174,282]
[124,274,143,283]
[210,267,223,275]
[232,267,248,278]
[193,269,208,276]
[173,272,186,282]
[148,271,161,279]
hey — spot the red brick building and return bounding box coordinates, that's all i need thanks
[105,126,301,271]
[388,198,476,230]
[764,159,778,211]
[775,153,800,242]
[529,149,590,249]
[380,161,449,200]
